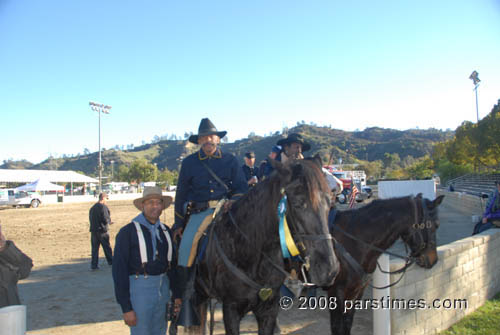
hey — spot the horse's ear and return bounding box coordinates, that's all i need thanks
[311,154,323,169]
[270,159,291,179]
[432,195,445,208]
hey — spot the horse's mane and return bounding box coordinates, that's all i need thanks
[295,159,330,211]
[338,196,415,229]
[213,159,329,248]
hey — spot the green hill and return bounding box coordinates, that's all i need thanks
[1,125,453,176]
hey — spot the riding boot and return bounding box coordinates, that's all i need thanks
[177,266,201,327]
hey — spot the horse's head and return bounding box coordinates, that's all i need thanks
[401,194,444,269]
[272,155,339,286]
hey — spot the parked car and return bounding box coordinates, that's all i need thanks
[0,189,42,208]
[361,186,373,198]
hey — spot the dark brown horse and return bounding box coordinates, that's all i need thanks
[326,194,444,335]
[183,157,339,335]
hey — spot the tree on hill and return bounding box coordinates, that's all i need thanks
[127,159,158,184]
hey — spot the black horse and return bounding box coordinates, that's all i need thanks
[326,194,444,335]
[184,157,339,335]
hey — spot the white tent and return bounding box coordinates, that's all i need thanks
[15,179,64,192]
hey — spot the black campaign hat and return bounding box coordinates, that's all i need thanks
[244,152,255,159]
[276,133,311,152]
[188,118,227,144]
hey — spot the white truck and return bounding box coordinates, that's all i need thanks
[0,189,42,208]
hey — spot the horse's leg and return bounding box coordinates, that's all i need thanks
[329,286,364,335]
[329,305,345,335]
[342,308,357,335]
[328,288,350,335]
[222,302,246,335]
[253,296,279,335]
[342,290,366,335]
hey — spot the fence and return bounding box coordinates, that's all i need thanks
[389,228,500,334]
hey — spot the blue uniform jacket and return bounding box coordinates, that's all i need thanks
[173,148,248,230]
[112,220,180,313]
[484,190,500,221]
[242,164,260,182]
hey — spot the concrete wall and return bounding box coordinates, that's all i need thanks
[389,229,500,335]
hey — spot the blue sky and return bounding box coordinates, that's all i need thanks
[1,1,499,164]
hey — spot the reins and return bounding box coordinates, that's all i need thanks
[331,196,431,290]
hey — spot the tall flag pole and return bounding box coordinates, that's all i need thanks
[349,178,359,209]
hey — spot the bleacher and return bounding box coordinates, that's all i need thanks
[445,173,500,196]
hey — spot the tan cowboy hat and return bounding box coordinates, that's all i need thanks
[133,186,173,211]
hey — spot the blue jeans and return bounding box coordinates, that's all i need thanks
[129,274,170,335]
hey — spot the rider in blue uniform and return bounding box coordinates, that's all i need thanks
[172,118,248,328]
[242,151,260,187]
[173,118,248,246]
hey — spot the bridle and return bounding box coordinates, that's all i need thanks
[330,195,436,289]
[204,174,335,297]
[404,197,436,258]
[279,182,334,285]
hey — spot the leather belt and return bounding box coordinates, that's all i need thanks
[189,200,219,214]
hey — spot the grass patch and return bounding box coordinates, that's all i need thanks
[440,293,500,334]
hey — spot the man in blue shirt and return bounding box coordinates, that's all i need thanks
[474,181,500,234]
[173,118,248,265]
[172,118,247,328]
[112,187,178,335]
[242,151,260,187]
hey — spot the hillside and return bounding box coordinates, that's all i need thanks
[1,125,453,176]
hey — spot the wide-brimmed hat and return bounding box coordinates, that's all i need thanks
[133,186,173,211]
[188,118,227,144]
[276,133,311,152]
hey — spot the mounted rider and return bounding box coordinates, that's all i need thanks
[172,118,248,328]
[260,133,310,180]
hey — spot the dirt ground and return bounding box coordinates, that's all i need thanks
[0,199,374,334]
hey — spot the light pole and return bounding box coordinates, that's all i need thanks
[89,101,112,193]
[110,160,115,181]
[469,71,481,123]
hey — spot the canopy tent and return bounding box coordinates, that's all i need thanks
[0,169,98,183]
[15,179,64,192]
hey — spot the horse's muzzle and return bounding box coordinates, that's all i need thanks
[416,249,438,268]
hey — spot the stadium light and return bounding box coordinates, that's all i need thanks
[89,101,112,193]
[469,71,481,123]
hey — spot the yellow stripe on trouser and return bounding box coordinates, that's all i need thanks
[187,214,214,267]
[283,217,300,256]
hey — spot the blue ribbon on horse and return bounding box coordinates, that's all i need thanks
[278,195,300,258]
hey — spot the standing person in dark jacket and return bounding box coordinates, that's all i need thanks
[241,151,259,187]
[89,192,113,270]
[112,187,179,335]
[0,223,33,308]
